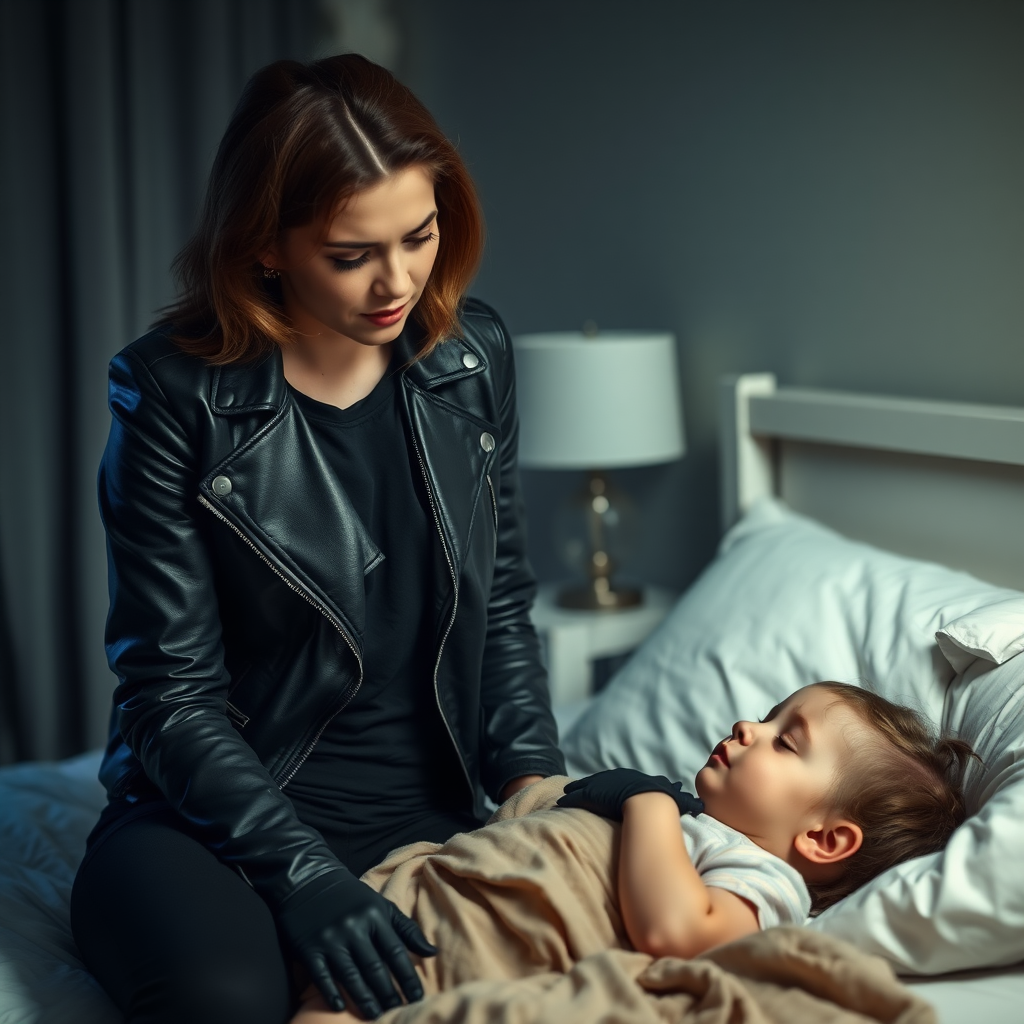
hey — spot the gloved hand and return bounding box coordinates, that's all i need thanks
[557,768,704,821]
[276,870,437,1019]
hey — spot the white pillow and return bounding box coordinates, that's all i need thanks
[561,498,1024,974]
[935,599,1024,674]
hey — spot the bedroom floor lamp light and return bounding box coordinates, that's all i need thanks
[513,329,686,611]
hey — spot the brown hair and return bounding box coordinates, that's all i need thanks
[158,54,484,364]
[807,682,977,913]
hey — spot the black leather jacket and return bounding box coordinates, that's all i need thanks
[96,298,564,913]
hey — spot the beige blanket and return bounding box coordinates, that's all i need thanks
[356,776,934,1024]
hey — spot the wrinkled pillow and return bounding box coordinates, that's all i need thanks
[810,650,1024,971]
[561,498,1024,974]
[935,599,1024,674]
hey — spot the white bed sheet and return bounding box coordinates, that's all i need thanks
[3,726,1022,1024]
[906,968,1024,1024]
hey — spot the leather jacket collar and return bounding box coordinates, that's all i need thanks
[208,323,487,414]
[197,322,493,654]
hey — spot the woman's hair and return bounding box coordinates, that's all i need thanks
[158,54,484,364]
[807,682,977,914]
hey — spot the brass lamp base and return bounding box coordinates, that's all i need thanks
[556,578,643,611]
[556,470,643,611]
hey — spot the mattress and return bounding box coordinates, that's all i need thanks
[0,750,118,1023]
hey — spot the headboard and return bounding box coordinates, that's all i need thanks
[719,374,1024,591]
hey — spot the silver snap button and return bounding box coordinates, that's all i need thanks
[480,432,495,453]
[212,475,233,497]
[462,351,480,369]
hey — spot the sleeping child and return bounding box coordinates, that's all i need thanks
[293,681,973,1022]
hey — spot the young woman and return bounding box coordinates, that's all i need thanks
[70,54,564,1024]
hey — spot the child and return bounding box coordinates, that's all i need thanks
[293,682,972,1021]
[560,680,974,959]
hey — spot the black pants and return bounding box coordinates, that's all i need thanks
[70,807,481,1024]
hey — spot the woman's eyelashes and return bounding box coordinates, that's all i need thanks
[329,231,438,272]
[330,252,371,271]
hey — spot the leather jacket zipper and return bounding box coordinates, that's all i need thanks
[408,426,475,800]
[197,494,363,786]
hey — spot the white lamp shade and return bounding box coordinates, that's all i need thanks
[513,331,686,469]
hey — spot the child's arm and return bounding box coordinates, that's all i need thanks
[618,792,759,959]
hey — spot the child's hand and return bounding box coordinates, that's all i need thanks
[557,768,703,822]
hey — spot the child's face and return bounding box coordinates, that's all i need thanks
[695,684,871,863]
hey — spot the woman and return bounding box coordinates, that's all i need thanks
[70,54,564,1024]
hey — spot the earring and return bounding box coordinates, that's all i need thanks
[262,265,280,279]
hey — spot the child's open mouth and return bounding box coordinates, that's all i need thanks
[710,741,730,767]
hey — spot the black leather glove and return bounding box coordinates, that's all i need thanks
[557,768,704,821]
[276,871,437,1019]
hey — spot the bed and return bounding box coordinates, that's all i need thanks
[560,373,1024,1022]
[2,372,1023,1023]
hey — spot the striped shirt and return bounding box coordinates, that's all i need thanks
[682,815,811,928]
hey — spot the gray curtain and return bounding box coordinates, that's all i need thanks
[0,0,322,763]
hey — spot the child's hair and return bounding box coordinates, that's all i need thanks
[807,682,977,914]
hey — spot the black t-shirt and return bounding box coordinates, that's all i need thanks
[284,359,472,854]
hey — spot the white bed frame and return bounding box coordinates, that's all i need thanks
[720,374,1024,590]
[720,373,1024,1023]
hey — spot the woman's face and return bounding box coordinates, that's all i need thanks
[271,165,440,348]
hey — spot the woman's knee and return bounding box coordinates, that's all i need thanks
[71,814,295,1024]
[128,961,294,1024]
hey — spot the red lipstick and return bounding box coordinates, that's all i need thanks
[361,304,405,327]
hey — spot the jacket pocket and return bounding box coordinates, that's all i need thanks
[225,699,250,728]
[486,473,498,558]
[225,661,254,727]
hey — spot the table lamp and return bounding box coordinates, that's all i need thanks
[513,329,686,611]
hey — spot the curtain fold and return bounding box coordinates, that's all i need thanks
[0,0,319,762]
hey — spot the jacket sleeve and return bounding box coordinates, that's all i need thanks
[99,347,346,911]
[472,306,566,798]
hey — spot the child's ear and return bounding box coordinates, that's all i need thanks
[794,819,863,865]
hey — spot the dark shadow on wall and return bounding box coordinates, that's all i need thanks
[0,0,320,762]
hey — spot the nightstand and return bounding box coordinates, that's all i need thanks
[529,583,679,706]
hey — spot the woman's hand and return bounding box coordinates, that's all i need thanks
[499,773,545,801]
[277,873,436,1020]
[557,768,703,822]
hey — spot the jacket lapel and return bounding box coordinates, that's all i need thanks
[200,323,492,644]
[401,384,495,582]
[202,352,379,647]
[396,325,495,581]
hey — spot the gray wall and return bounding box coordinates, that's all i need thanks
[400,0,1024,592]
